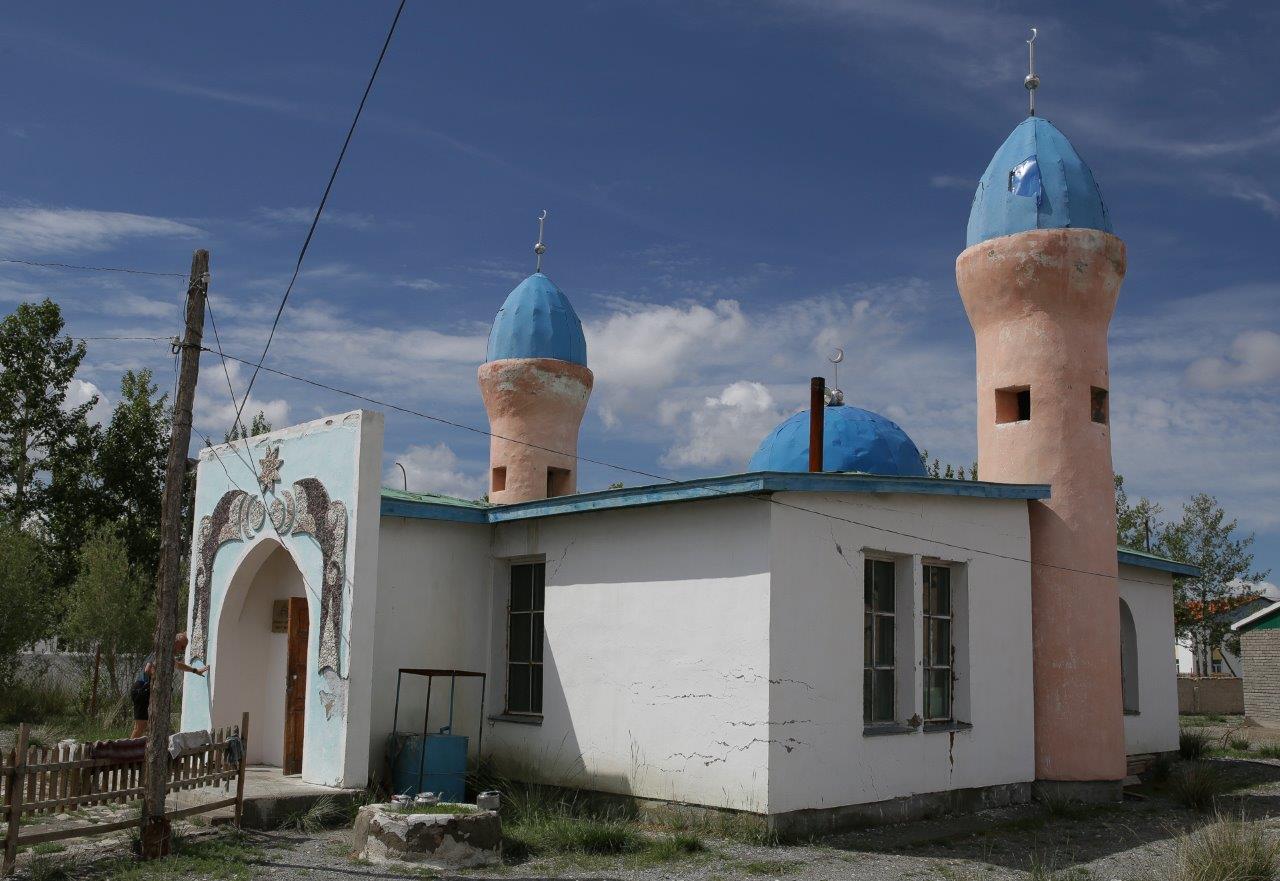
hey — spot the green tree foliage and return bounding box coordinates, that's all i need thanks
[98,369,169,579]
[63,525,154,693]
[918,450,978,481]
[1161,493,1270,672]
[224,410,272,443]
[0,299,95,527]
[0,525,54,688]
[1114,474,1164,550]
[1116,475,1270,674]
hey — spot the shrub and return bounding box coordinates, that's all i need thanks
[1229,736,1251,752]
[1147,753,1175,784]
[1255,743,1280,760]
[1171,814,1280,881]
[1170,762,1230,812]
[1181,729,1210,760]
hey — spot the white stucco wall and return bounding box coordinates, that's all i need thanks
[766,492,1036,814]
[484,499,774,813]
[1118,565,1179,755]
[369,516,492,781]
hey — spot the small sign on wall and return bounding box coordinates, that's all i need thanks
[271,599,290,633]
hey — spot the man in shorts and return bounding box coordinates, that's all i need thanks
[130,632,208,738]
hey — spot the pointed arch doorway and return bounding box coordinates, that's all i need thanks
[212,540,310,775]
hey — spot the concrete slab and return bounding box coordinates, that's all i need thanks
[171,766,362,830]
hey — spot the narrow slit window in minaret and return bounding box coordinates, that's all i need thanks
[1091,387,1109,424]
[995,386,1031,423]
[547,467,571,498]
[492,466,507,492]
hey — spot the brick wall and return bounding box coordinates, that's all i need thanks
[1178,676,1244,715]
[1242,630,1280,726]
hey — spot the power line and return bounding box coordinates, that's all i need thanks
[194,343,1183,590]
[228,0,408,441]
[0,257,187,278]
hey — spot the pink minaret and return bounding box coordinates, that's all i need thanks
[956,115,1127,796]
[478,225,592,504]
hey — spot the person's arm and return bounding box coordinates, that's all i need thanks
[175,661,208,676]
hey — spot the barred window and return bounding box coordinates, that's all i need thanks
[506,562,545,715]
[923,564,953,722]
[863,558,896,724]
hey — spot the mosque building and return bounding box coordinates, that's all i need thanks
[179,87,1199,830]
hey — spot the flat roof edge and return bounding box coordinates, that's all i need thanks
[1118,549,1201,577]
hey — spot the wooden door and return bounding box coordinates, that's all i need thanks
[283,597,308,776]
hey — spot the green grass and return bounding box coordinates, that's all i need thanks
[1255,743,1280,759]
[104,831,262,881]
[32,843,66,855]
[1229,736,1251,751]
[1169,762,1231,812]
[1170,813,1280,881]
[279,794,357,832]
[730,858,803,875]
[1180,728,1210,760]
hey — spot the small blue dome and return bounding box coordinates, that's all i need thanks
[966,116,1113,248]
[747,405,928,477]
[486,272,587,365]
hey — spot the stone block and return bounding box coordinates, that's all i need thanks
[353,803,501,869]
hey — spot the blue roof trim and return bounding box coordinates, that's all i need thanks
[1118,548,1201,578]
[381,496,487,524]
[380,472,1050,525]
[486,272,587,365]
[967,116,1113,247]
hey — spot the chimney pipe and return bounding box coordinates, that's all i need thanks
[809,376,825,473]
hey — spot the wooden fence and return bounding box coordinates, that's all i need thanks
[2,713,249,875]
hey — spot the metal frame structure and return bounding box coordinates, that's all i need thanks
[390,668,487,794]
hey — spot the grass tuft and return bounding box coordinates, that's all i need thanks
[27,856,69,881]
[392,802,477,815]
[279,794,353,833]
[1171,813,1280,881]
[1255,742,1280,760]
[1180,728,1210,760]
[1169,762,1230,812]
[1229,735,1251,752]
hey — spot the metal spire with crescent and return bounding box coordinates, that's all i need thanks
[534,209,548,272]
[1025,27,1040,116]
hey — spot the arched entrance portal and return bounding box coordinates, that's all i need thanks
[213,541,310,773]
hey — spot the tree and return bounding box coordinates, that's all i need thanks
[1159,493,1270,675]
[63,525,153,696]
[98,369,169,580]
[0,299,95,527]
[224,410,272,443]
[1114,474,1163,551]
[918,450,978,481]
[44,413,103,594]
[0,525,54,691]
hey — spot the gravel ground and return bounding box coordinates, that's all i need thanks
[11,757,1280,880]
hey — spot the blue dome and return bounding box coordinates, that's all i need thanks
[486,272,587,365]
[747,405,928,477]
[966,116,1113,248]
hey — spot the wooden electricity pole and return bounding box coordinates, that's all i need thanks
[141,249,207,858]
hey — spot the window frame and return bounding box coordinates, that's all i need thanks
[922,562,954,724]
[505,560,545,716]
[863,556,898,726]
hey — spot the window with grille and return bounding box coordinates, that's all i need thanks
[923,564,953,723]
[863,558,896,724]
[506,561,544,715]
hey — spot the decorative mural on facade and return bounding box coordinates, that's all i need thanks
[190,473,349,678]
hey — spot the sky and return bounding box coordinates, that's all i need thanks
[0,1,1277,582]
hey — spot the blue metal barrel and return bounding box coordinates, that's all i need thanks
[387,732,468,802]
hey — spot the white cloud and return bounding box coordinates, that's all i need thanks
[0,206,202,254]
[660,381,788,468]
[930,174,974,190]
[192,358,290,441]
[64,378,111,426]
[387,443,484,499]
[393,277,446,292]
[1186,330,1280,389]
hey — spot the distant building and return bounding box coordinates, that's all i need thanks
[1232,602,1280,726]
[1176,594,1271,676]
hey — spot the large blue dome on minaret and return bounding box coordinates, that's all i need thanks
[966,116,1113,248]
[748,405,928,477]
[486,272,587,365]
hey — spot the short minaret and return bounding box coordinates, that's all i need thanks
[478,214,593,504]
[955,98,1127,793]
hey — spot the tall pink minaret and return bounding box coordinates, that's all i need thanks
[478,218,592,504]
[956,112,1126,797]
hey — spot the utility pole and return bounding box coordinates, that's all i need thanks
[141,249,207,858]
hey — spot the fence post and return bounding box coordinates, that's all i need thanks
[233,713,249,829]
[3,723,29,877]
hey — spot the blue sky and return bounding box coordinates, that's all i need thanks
[1,1,1277,582]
